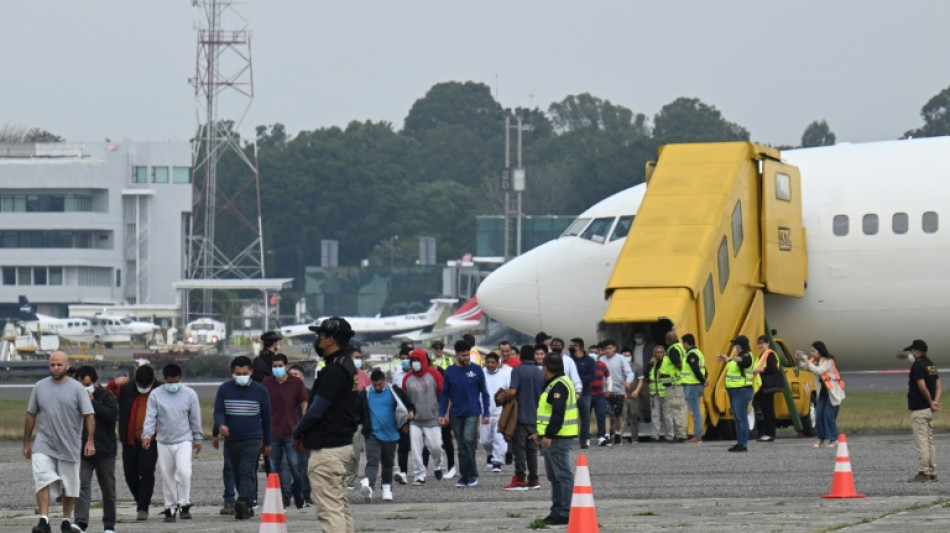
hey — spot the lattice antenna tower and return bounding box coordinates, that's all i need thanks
[187,0,265,317]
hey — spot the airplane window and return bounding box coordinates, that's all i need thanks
[561,218,590,237]
[608,216,634,241]
[731,201,743,256]
[703,274,715,331]
[775,173,791,202]
[717,237,729,293]
[862,214,878,235]
[892,213,908,235]
[581,217,615,243]
[833,215,849,236]
[923,211,939,234]
[120,317,133,325]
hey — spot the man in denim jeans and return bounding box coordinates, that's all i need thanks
[262,353,308,508]
[534,353,577,527]
[680,334,708,443]
[438,340,490,487]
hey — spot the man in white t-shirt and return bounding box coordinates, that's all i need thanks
[480,352,512,472]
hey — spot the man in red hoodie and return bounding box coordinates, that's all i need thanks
[402,349,445,485]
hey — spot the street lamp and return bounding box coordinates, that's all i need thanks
[390,235,399,268]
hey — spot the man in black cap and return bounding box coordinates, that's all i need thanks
[293,317,360,532]
[717,335,753,452]
[905,339,941,482]
[253,331,282,383]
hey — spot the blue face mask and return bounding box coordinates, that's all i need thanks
[401,360,410,371]
[354,359,363,369]
[272,367,286,379]
[165,383,182,393]
[234,375,252,386]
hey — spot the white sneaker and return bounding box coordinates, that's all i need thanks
[381,484,393,501]
[444,466,457,479]
[393,471,408,485]
[359,477,373,501]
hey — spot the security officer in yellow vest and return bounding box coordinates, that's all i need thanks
[532,353,577,527]
[680,334,707,443]
[660,331,689,442]
[717,335,754,452]
[429,341,453,371]
[648,345,672,442]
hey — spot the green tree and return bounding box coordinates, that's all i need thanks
[801,119,836,147]
[403,81,503,141]
[548,93,650,143]
[904,85,950,138]
[652,97,750,144]
[0,125,64,142]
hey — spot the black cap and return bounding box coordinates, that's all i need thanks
[730,335,750,349]
[903,339,928,353]
[308,317,354,339]
[431,341,444,349]
[260,330,282,344]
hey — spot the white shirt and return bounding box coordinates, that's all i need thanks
[483,365,512,416]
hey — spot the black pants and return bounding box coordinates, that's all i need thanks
[756,391,777,438]
[122,442,158,512]
[423,424,456,470]
[76,455,117,529]
[227,439,261,505]
[396,430,411,473]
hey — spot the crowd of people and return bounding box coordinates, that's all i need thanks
[21,324,941,532]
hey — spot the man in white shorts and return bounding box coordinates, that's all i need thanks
[23,351,95,533]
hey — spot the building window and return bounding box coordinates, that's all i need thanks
[2,267,14,285]
[833,215,849,236]
[731,201,743,256]
[77,267,112,287]
[703,274,715,331]
[0,193,93,213]
[0,231,108,249]
[923,211,939,233]
[717,236,730,293]
[775,173,791,202]
[862,214,878,235]
[133,166,148,184]
[152,167,169,184]
[17,267,31,286]
[173,167,191,184]
[33,267,47,285]
[49,267,63,286]
[892,213,908,234]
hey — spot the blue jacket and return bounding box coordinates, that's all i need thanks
[213,380,272,446]
[439,364,490,418]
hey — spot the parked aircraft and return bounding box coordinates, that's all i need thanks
[395,296,484,342]
[18,295,159,346]
[476,137,950,370]
[279,298,455,343]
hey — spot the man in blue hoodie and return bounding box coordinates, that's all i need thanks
[438,340,490,487]
[214,356,272,520]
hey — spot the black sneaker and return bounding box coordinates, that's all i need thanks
[60,519,72,533]
[908,472,931,483]
[728,445,748,452]
[931,474,939,482]
[73,522,88,533]
[179,504,192,519]
[434,469,443,481]
[162,508,176,523]
[283,496,291,509]
[32,517,51,533]
[294,494,305,509]
[613,434,622,445]
[234,500,247,520]
[505,451,513,465]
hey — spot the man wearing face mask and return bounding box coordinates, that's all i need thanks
[263,353,309,509]
[106,365,162,521]
[293,317,361,533]
[631,330,656,426]
[403,348,445,484]
[253,331,282,383]
[389,347,412,485]
[142,364,203,523]
[214,356,273,520]
[73,366,119,533]
[344,345,371,490]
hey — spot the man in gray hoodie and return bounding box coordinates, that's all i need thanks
[142,364,203,523]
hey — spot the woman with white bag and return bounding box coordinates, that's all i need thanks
[797,341,845,448]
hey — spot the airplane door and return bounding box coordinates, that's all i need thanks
[760,160,806,297]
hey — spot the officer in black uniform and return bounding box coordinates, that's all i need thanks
[293,317,360,532]
[253,331,281,383]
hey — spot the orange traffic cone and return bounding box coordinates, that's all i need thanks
[567,454,599,533]
[260,473,288,533]
[821,433,866,499]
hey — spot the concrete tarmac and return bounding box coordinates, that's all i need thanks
[0,433,947,532]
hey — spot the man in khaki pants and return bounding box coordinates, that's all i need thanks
[293,317,361,532]
[904,339,941,482]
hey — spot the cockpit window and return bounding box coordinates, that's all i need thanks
[609,216,634,241]
[561,218,590,237]
[581,217,615,243]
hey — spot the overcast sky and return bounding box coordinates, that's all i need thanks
[2,1,948,147]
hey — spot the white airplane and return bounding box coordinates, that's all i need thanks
[476,137,950,371]
[394,296,484,342]
[19,295,159,346]
[279,298,456,343]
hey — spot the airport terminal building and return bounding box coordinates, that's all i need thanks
[0,141,191,318]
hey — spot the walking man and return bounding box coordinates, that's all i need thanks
[905,340,941,482]
[600,339,634,445]
[141,364,203,523]
[680,334,708,443]
[534,353,577,527]
[23,352,95,533]
[480,352,511,472]
[73,366,119,533]
[359,369,414,502]
[570,339,595,448]
[403,348,445,484]
[503,344,545,490]
[262,353,308,508]
[438,339,490,487]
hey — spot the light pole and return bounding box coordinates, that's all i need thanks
[390,235,399,268]
[503,108,527,260]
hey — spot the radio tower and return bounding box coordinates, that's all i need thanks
[187,0,264,318]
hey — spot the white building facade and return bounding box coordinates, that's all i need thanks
[0,141,191,317]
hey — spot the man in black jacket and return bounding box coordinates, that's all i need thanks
[252,330,281,383]
[293,317,360,533]
[74,366,118,533]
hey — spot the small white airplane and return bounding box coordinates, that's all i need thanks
[19,295,159,346]
[477,137,950,371]
[394,296,484,342]
[279,298,456,343]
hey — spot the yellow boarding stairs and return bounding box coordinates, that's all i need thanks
[601,142,815,438]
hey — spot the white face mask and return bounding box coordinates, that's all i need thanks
[234,375,252,386]
[136,385,152,394]
[85,385,95,394]
[908,352,915,362]
[411,361,422,372]
[634,337,645,345]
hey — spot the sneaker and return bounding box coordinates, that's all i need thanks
[135,510,148,521]
[59,520,72,533]
[393,471,408,485]
[179,504,192,520]
[505,451,513,465]
[456,478,469,488]
[346,484,355,491]
[360,478,373,501]
[580,443,589,449]
[246,507,255,519]
[503,475,529,491]
[283,496,291,509]
[467,477,479,487]
[234,500,247,520]
[728,445,748,452]
[612,434,622,445]
[104,530,115,533]
[527,477,541,490]
[304,497,314,507]
[434,469,443,481]
[684,437,702,443]
[70,522,86,533]
[32,517,51,533]
[162,508,176,523]
[445,466,457,479]
[294,494,304,509]
[412,478,425,486]
[486,462,494,470]
[909,472,931,483]
[931,474,939,482]
[491,462,502,473]
[542,515,569,525]
[658,436,671,443]
[381,484,393,502]
[220,503,235,515]
[597,436,608,447]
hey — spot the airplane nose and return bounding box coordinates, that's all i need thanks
[477,251,542,335]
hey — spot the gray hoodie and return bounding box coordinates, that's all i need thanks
[142,384,203,445]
